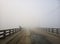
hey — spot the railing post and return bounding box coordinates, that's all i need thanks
[56,28,59,34]
[13,29,14,34]
[15,29,16,32]
[48,28,50,32]
[52,28,54,33]
[9,29,11,35]
[3,30,6,38]
[46,28,47,32]
[11,29,14,34]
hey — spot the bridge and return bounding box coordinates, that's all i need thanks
[0,28,60,44]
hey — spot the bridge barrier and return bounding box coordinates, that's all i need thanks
[40,28,60,37]
[46,28,60,34]
[0,28,21,39]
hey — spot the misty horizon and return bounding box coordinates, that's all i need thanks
[0,0,60,29]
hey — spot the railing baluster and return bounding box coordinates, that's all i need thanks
[56,28,59,34]
[9,29,11,35]
[3,30,6,38]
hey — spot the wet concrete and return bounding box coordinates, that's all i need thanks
[1,29,59,44]
[31,32,52,44]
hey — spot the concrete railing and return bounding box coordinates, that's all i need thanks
[0,28,21,39]
[45,28,60,34]
[40,28,60,36]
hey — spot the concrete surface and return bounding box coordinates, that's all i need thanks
[0,28,60,44]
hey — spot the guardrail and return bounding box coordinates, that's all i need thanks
[46,28,60,34]
[40,28,60,34]
[0,28,21,39]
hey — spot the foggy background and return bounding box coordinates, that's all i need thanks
[0,0,60,29]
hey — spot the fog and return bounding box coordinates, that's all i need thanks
[0,0,60,29]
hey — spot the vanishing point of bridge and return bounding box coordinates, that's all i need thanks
[0,28,60,44]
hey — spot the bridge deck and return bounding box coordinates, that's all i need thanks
[0,28,60,44]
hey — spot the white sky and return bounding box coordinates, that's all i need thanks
[0,0,60,29]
